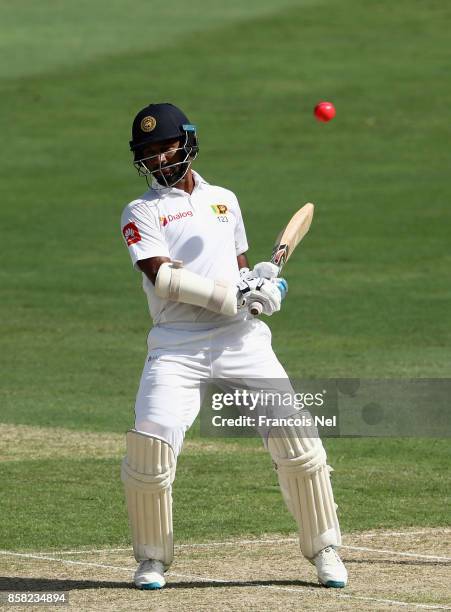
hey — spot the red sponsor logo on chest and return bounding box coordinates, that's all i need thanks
[160,210,193,227]
[122,222,141,246]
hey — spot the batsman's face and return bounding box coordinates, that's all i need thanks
[140,139,182,177]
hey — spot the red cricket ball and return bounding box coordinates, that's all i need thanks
[314,101,336,122]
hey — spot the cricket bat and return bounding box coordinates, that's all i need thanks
[249,202,315,315]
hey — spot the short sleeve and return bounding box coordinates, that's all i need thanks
[121,201,170,268]
[232,195,249,255]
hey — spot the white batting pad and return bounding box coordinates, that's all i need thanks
[121,430,176,567]
[267,422,341,559]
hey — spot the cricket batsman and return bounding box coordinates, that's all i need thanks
[120,102,348,590]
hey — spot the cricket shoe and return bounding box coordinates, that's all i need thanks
[311,546,347,588]
[134,559,165,589]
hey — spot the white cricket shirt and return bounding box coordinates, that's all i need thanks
[121,171,249,326]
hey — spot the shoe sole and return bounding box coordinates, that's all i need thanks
[322,580,346,588]
[138,582,165,590]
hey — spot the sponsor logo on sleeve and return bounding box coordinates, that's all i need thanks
[211,204,228,215]
[122,222,142,246]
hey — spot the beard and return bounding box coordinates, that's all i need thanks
[152,160,189,187]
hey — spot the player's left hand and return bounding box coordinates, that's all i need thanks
[239,262,279,282]
[252,261,280,279]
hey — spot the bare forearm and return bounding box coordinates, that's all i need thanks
[237,253,249,269]
[137,256,171,285]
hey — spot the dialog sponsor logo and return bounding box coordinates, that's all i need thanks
[160,211,193,227]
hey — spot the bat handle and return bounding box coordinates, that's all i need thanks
[249,301,263,316]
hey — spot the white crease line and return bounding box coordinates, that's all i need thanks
[332,593,449,610]
[34,535,451,562]
[37,548,133,555]
[0,550,447,611]
[358,529,451,538]
[33,539,298,555]
[167,571,449,610]
[176,537,298,548]
[0,550,134,573]
[341,545,451,562]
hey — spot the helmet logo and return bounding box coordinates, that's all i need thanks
[140,116,157,132]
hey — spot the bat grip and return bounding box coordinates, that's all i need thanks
[249,301,263,316]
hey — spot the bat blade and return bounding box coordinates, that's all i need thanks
[249,202,315,315]
[270,202,314,271]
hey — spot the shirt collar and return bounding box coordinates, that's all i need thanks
[191,170,208,187]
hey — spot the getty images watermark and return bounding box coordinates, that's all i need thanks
[199,379,451,438]
[210,389,335,430]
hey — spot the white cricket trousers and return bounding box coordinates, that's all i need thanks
[134,318,291,457]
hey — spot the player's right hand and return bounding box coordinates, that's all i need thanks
[237,277,282,316]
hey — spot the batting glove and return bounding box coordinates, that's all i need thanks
[252,261,280,279]
[237,277,282,316]
[238,267,257,282]
[272,277,288,300]
[236,276,263,308]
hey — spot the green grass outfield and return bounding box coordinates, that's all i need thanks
[1,0,450,551]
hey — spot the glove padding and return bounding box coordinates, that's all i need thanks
[237,276,282,316]
[238,267,253,280]
[252,261,280,279]
[239,262,279,281]
[273,277,288,301]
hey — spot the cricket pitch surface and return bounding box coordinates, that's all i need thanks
[1,528,450,611]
